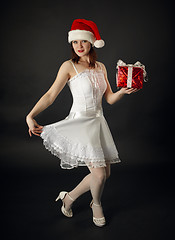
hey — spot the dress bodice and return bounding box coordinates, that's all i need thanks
[67,68,107,113]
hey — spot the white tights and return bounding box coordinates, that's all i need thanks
[63,164,111,218]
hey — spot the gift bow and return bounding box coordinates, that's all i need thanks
[117,59,148,82]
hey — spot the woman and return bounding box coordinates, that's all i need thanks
[26,19,138,227]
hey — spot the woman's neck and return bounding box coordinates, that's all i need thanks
[79,55,90,64]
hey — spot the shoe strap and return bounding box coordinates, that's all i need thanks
[67,193,74,202]
[92,201,101,207]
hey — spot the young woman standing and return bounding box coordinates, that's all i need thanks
[26,19,138,227]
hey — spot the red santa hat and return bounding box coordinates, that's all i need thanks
[68,19,105,48]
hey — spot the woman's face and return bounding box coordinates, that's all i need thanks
[72,40,91,57]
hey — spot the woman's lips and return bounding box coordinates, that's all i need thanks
[78,50,84,53]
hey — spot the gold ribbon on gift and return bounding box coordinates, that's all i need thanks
[116,59,148,86]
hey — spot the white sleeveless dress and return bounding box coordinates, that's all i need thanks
[40,61,121,169]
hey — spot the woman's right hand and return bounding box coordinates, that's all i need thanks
[26,115,43,137]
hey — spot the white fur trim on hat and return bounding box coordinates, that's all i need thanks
[68,30,96,45]
[94,39,105,48]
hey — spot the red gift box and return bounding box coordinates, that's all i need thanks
[116,60,147,89]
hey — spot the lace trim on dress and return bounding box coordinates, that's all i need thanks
[68,69,104,83]
[40,125,121,169]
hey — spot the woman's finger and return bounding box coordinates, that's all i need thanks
[29,128,43,137]
[32,128,42,132]
[126,88,139,94]
[28,129,32,137]
[126,89,134,94]
[35,122,43,128]
[33,130,43,133]
[31,130,41,136]
[36,124,43,129]
[131,89,139,93]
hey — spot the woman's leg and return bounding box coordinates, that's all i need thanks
[88,166,107,218]
[63,163,111,211]
[63,173,91,211]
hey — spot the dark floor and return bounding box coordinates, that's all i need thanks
[1,138,175,240]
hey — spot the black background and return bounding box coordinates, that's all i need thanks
[1,0,174,239]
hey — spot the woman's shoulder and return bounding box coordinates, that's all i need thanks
[61,59,73,68]
[58,59,74,73]
[96,61,107,72]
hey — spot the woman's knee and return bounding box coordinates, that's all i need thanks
[90,168,106,183]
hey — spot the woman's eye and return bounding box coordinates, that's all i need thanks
[73,41,77,44]
[82,40,87,43]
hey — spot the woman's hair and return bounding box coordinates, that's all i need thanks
[71,43,97,68]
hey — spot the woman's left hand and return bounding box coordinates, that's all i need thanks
[119,87,140,95]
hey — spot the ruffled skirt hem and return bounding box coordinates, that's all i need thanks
[42,138,121,169]
[40,114,121,169]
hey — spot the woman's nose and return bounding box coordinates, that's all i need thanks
[78,41,83,48]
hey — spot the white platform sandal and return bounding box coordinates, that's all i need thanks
[55,191,74,218]
[90,200,106,227]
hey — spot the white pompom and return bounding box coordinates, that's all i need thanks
[94,39,105,48]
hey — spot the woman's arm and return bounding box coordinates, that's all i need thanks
[26,60,72,136]
[101,63,138,105]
